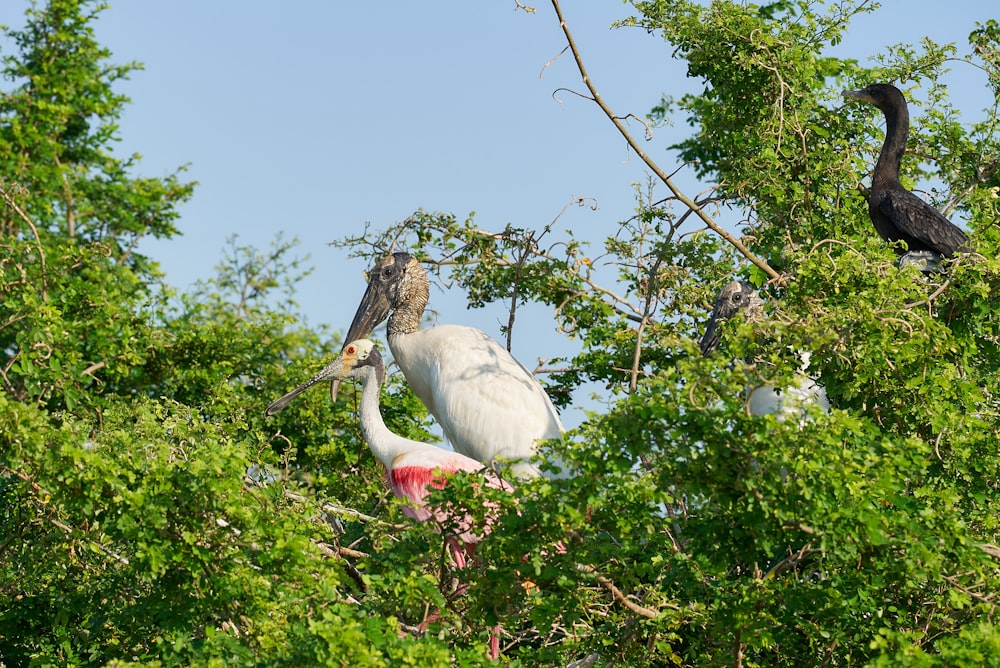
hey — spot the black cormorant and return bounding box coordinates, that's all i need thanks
[842,83,968,258]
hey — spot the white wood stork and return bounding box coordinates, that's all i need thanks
[701,280,829,417]
[265,338,510,658]
[335,252,565,480]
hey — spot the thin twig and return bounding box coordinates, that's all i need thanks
[0,184,48,300]
[547,0,780,282]
[283,489,408,529]
[576,563,668,618]
[314,540,369,593]
[540,46,569,78]
[2,465,130,565]
[978,543,1000,559]
[763,542,819,580]
[630,254,663,394]
[506,230,533,351]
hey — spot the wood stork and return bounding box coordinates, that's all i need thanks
[842,83,968,265]
[701,280,829,417]
[265,338,509,658]
[336,251,565,480]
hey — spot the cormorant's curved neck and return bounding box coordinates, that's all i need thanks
[873,97,909,190]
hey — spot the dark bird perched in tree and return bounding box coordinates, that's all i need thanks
[701,281,829,417]
[700,280,765,357]
[842,83,969,262]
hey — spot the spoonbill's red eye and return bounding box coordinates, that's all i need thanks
[346,345,355,354]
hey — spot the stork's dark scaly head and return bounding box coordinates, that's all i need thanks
[263,339,384,417]
[699,280,764,356]
[842,83,907,118]
[343,252,428,343]
[332,253,426,401]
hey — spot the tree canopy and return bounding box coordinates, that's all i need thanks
[2,0,999,666]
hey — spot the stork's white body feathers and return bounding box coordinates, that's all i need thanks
[390,324,563,479]
[747,351,830,419]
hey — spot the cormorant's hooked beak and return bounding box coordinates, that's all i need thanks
[330,276,393,401]
[842,88,873,104]
[264,357,349,418]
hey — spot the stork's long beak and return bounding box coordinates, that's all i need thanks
[700,313,723,357]
[265,357,348,418]
[330,278,393,402]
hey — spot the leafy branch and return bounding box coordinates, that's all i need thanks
[0,182,48,301]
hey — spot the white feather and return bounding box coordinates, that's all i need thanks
[391,324,564,479]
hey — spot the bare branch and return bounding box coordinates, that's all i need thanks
[978,543,1000,559]
[565,653,602,668]
[763,542,820,580]
[547,0,780,282]
[576,563,671,618]
[283,489,409,529]
[540,46,569,79]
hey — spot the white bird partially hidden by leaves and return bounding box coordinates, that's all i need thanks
[265,338,512,557]
[335,252,566,480]
[265,338,509,658]
[700,280,829,418]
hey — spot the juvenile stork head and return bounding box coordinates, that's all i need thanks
[699,280,764,356]
[264,339,384,417]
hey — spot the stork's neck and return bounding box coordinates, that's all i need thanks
[873,101,908,190]
[357,365,411,469]
[386,276,429,337]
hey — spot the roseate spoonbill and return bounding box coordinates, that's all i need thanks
[265,338,509,657]
[335,251,565,479]
[701,280,829,417]
[842,83,968,266]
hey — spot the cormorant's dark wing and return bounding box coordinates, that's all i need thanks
[878,188,969,256]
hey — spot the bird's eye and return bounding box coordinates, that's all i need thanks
[733,294,743,303]
[346,345,355,354]
[381,266,394,277]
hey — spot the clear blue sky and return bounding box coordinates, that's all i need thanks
[4,1,993,425]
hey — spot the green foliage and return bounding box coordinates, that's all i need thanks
[3,0,1000,666]
[0,0,192,246]
[330,1,1000,665]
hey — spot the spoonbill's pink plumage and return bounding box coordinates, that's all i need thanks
[265,338,509,656]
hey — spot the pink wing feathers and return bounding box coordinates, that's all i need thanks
[388,448,514,553]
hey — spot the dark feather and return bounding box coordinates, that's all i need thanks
[843,83,968,257]
[876,188,968,256]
